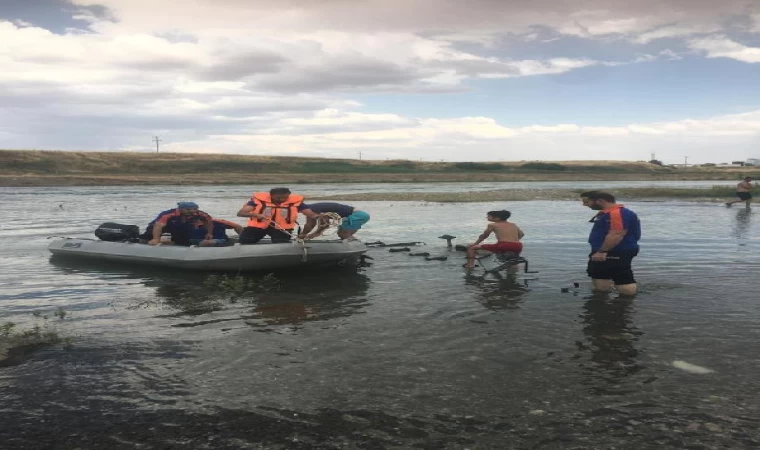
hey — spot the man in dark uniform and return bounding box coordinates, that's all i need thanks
[581,191,641,296]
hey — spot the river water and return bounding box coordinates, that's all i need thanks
[1,182,759,449]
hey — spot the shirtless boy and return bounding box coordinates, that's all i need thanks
[726,177,753,208]
[465,210,524,269]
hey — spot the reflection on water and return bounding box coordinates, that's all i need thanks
[732,208,752,243]
[50,257,370,331]
[464,271,530,311]
[577,297,643,394]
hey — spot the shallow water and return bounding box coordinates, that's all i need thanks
[1,183,759,449]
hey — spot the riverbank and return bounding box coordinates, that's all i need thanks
[1,149,758,186]
[319,186,738,202]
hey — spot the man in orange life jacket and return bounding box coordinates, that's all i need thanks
[236,187,304,244]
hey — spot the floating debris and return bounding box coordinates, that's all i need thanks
[409,252,430,257]
[389,247,411,253]
[425,256,448,261]
[672,360,714,374]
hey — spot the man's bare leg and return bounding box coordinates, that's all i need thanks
[337,228,358,239]
[465,246,479,269]
[615,283,638,296]
[591,278,614,293]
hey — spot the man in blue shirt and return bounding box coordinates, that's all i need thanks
[581,191,641,296]
[297,202,370,240]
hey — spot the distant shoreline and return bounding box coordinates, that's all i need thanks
[0,172,751,187]
[1,149,756,188]
[316,187,738,203]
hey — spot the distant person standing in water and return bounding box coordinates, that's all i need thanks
[725,177,753,208]
[581,191,640,296]
[465,210,524,269]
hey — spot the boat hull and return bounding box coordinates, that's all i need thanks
[48,238,367,272]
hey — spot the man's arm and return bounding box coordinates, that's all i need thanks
[468,225,493,247]
[149,222,166,245]
[237,203,266,220]
[299,217,320,238]
[517,226,525,240]
[298,208,321,237]
[596,229,626,253]
[203,217,214,239]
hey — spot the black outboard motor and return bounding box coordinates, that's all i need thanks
[94,222,140,242]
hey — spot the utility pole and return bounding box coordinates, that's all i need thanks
[358,151,362,161]
[683,156,688,167]
[153,136,162,153]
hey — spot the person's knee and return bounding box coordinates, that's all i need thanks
[615,283,637,296]
[592,279,614,292]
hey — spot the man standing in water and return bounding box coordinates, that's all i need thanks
[725,177,753,208]
[581,191,640,296]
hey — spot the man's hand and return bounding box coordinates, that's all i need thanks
[591,252,607,262]
[148,239,161,246]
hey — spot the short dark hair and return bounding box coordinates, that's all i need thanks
[487,210,511,220]
[583,191,616,203]
[270,187,291,196]
[745,176,752,180]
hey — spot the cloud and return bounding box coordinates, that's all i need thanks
[2,1,760,161]
[689,36,760,63]
[112,109,760,163]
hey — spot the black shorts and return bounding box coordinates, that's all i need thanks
[587,249,638,285]
[239,226,292,244]
[737,192,752,201]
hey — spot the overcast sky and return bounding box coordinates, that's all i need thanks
[1,0,759,163]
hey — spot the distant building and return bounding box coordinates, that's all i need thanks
[746,158,760,166]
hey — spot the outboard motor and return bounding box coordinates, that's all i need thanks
[94,222,140,242]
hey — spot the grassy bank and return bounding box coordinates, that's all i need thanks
[0,313,72,367]
[318,186,738,202]
[1,150,758,186]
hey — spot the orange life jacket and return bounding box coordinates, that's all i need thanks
[246,193,304,230]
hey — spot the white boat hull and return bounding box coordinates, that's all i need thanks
[48,238,367,272]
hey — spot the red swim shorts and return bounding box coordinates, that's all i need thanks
[479,241,523,254]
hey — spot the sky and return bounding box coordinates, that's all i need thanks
[1,0,760,163]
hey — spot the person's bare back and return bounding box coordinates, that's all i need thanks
[737,180,752,192]
[490,221,523,242]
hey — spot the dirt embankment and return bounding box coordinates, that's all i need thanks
[0,149,756,187]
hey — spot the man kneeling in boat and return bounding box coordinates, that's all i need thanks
[190,219,243,246]
[237,187,304,244]
[298,202,370,240]
[141,201,214,246]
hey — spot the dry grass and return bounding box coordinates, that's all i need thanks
[1,150,758,186]
[319,186,738,202]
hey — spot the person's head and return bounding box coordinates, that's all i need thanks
[269,187,291,204]
[176,201,199,215]
[579,190,600,208]
[744,176,752,182]
[580,191,616,210]
[486,210,511,222]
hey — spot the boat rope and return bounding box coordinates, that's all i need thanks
[305,212,343,240]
